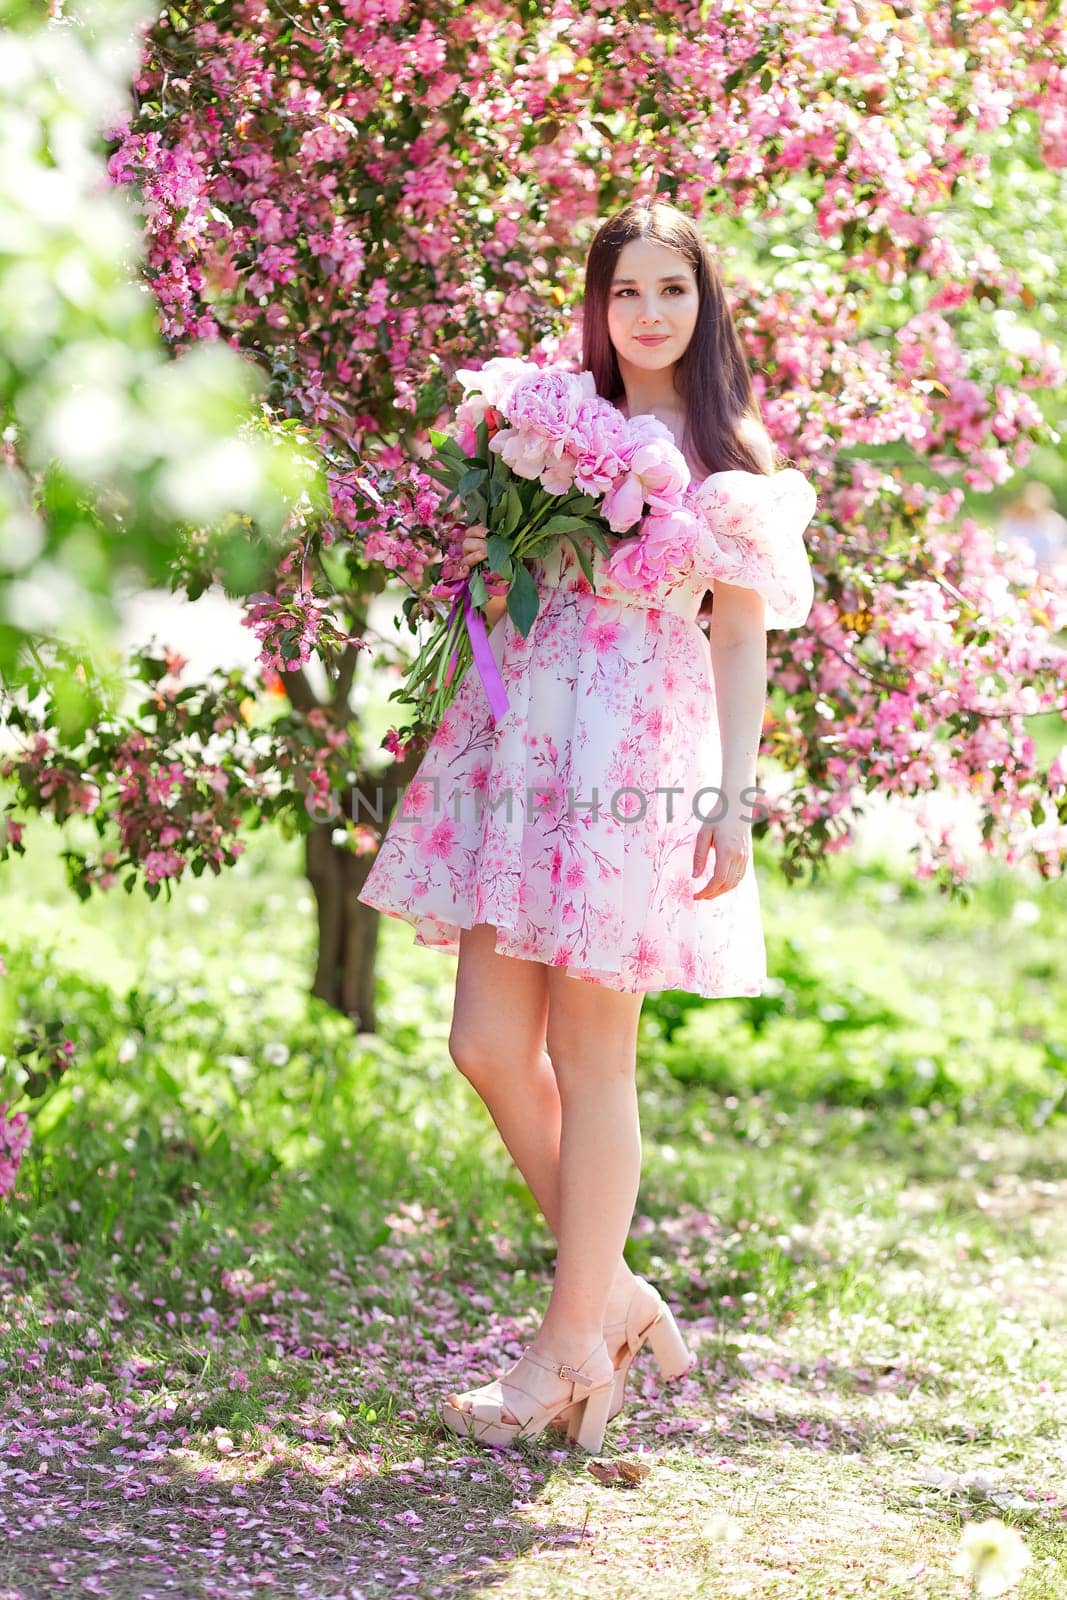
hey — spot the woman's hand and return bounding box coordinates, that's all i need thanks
[461,522,508,623]
[691,813,751,901]
[461,522,489,574]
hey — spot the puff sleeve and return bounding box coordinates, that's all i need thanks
[689,468,817,630]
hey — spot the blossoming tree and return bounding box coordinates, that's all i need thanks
[4,0,1067,1045]
[0,0,326,1189]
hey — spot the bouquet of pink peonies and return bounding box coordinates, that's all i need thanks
[390,358,701,733]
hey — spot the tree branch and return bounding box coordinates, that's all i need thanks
[283,667,320,714]
[330,640,361,719]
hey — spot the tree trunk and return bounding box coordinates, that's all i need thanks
[302,745,426,1030]
[305,822,382,1029]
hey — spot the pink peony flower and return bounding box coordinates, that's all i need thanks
[490,423,554,481]
[628,437,691,512]
[455,357,541,428]
[503,368,597,440]
[540,453,579,495]
[568,397,633,495]
[606,507,703,593]
[601,471,647,532]
[489,368,598,489]
[623,412,677,452]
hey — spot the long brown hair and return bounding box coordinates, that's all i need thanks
[582,200,782,479]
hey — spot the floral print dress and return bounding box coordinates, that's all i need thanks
[357,467,818,997]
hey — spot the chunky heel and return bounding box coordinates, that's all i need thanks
[566,1377,615,1453]
[442,1338,616,1452]
[546,1278,698,1438]
[644,1304,695,1381]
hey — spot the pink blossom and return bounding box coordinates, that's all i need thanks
[629,437,691,512]
[606,508,703,593]
[143,848,187,884]
[601,472,647,533]
[489,423,554,481]
[0,815,24,849]
[0,1103,32,1200]
[455,357,540,428]
[416,818,457,861]
[568,397,633,495]
[580,613,625,652]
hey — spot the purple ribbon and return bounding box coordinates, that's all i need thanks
[445,580,510,721]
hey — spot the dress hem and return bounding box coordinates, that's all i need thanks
[358,888,767,1001]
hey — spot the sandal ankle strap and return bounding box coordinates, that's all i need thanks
[523,1344,604,1389]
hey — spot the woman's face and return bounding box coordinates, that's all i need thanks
[606,236,699,373]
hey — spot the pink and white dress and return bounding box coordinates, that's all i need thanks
[357,466,818,997]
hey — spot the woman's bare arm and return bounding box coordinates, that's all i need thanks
[707,580,768,813]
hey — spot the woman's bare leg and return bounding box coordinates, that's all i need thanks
[446,925,642,1419]
[447,922,562,1232]
[535,967,645,1358]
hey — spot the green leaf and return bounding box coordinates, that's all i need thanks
[565,534,598,591]
[469,569,488,607]
[499,485,523,536]
[421,462,460,489]
[724,49,768,94]
[458,466,487,496]
[583,526,616,558]
[563,493,599,516]
[507,562,540,638]
[153,1059,185,1101]
[538,514,597,537]
[834,441,934,466]
[486,533,513,572]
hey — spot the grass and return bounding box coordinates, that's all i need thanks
[0,807,1064,1598]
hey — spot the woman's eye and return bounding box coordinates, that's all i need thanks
[613,286,686,297]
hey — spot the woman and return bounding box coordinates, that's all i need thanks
[357,200,817,1453]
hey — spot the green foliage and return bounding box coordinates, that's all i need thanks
[641,857,1067,1126]
[2,810,1063,1222]
[0,0,323,731]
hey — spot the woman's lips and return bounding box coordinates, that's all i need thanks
[634,334,669,345]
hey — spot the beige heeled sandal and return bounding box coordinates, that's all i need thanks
[604,1278,696,1421]
[441,1338,616,1453]
[547,1277,696,1434]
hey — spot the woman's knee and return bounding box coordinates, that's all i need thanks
[544,979,643,1089]
[450,925,549,1086]
[448,1025,551,1089]
[447,1025,497,1085]
[550,1047,638,1097]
